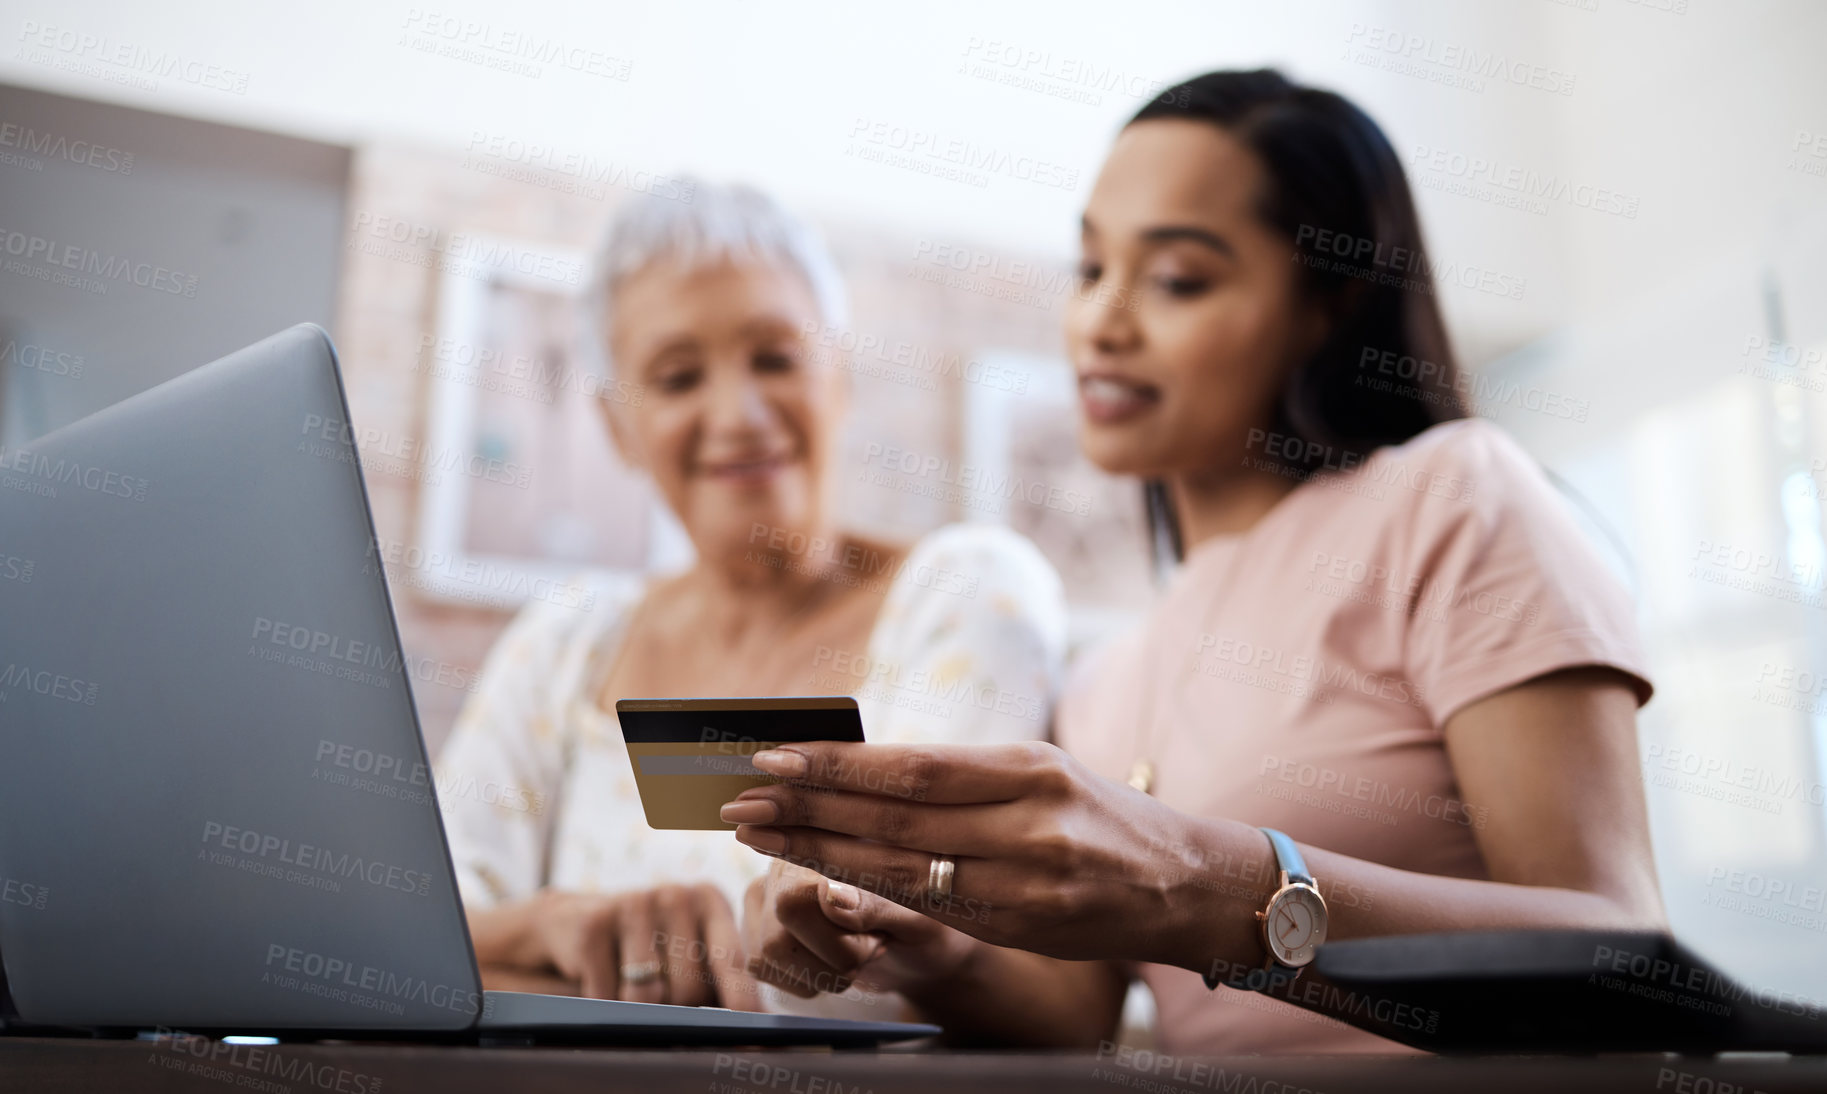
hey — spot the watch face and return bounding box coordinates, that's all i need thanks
[1263,885,1328,967]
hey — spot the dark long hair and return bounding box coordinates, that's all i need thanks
[1128,70,1468,563]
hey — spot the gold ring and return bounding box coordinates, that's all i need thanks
[620,960,663,985]
[927,854,956,902]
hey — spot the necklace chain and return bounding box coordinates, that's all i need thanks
[1127,543,1245,795]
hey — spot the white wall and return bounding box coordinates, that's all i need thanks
[6,0,1821,362]
[0,82,349,441]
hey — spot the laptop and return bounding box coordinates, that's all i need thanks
[0,323,936,1047]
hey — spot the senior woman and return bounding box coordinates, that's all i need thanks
[432,181,1066,1011]
[728,70,1663,1051]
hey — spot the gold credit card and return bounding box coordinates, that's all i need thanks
[615,696,865,830]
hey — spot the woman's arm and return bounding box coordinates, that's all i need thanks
[1323,667,1660,927]
[724,666,1661,1028]
[1189,667,1663,978]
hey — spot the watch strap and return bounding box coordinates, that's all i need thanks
[1202,828,1315,993]
[1261,827,1313,887]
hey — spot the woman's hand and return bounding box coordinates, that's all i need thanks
[526,883,764,1009]
[740,858,978,1000]
[719,740,1259,974]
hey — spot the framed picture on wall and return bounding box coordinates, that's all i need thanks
[407,234,691,613]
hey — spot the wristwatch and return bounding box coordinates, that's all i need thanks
[1205,827,1329,992]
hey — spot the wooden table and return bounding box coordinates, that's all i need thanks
[3,1036,1825,1094]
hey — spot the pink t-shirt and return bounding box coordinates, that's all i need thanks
[1055,418,1653,1054]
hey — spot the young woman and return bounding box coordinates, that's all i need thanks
[433,181,1066,1013]
[726,69,1662,1052]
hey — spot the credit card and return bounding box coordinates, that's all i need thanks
[615,696,864,830]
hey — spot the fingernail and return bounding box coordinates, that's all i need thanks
[825,880,859,911]
[720,800,778,824]
[751,749,808,777]
[735,826,788,856]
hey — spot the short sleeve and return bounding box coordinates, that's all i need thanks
[1397,421,1654,727]
[858,523,1068,747]
[434,585,624,910]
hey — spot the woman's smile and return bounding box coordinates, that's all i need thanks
[1077,371,1161,425]
[697,449,797,486]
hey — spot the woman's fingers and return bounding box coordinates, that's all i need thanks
[773,871,881,973]
[734,824,998,936]
[740,863,873,1002]
[819,878,941,944]
[819,879,981,993]
[611,894,666,1005]
[571,899,622,1000]
[749,740,1061,804]
[545,887,761,1009]
[725,785,1009,856]
[692,884,764,1011]
[741,873,773,956]
[749,931,853,998]
[653,886,709,1007]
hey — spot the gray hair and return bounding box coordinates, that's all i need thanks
[581,178,848,380]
